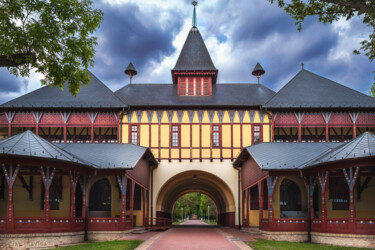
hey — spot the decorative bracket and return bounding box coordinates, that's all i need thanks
[267,176,278,196]
[2,164,20,189]
[343,167,360,191]
[40,167,55,191]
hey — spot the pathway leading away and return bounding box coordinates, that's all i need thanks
[136,220,252,250]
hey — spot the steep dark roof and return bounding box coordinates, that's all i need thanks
[57,143,157,169]
[0,72,127,109]
[115,83,276,107]
[309,132,375,166]
[264,69,375,109]
[172,28,216,71]
[0,131,92,166]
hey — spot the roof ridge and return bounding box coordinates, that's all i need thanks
[88,71,127,107]
[264,69,304,106]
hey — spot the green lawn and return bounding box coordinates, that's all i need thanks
[248,239,369,250]
[56,240,143,250]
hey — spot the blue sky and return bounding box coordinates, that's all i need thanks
[0,0,374,103]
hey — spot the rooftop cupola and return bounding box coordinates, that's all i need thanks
[252,62,265,85]
[172,1,218,96]
[125,62,137,84]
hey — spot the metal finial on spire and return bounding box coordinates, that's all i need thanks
[192,1,198,28]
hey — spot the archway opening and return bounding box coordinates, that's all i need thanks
[172,192,217,225]
[280,178,305,218]
[156,170,236,227]
[89,178,111,217]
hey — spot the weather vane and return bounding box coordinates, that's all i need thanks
[192,1,198,27]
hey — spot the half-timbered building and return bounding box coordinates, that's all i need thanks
[0,4,374,249]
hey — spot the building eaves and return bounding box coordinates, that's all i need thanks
[0,71,127,109]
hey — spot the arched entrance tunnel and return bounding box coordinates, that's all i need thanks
[156,170,236,227]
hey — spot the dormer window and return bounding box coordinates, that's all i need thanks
[178,76,211,96]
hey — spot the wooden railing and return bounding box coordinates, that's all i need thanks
[145,217,172,231]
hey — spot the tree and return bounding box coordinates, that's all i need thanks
[268,0,375,96]
[0,0,103,96]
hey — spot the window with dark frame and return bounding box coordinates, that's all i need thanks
[131,125,139,145]
[250,185,259,210]
[329,177,349,210]
[253,125,261,144]
[263,181,268,209]
[212,125,220,147]
[280,178,302,211]
[172,125,180,147]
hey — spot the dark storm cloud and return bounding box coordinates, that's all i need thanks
[0,69,28,103]
[91,1,184,87]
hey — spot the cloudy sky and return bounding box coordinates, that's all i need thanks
[1,0,374,103]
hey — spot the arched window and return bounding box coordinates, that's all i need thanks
[280,179,301,212]
[75,184,83,218]
[89,179,111,214]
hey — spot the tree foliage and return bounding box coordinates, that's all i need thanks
[0,0,103,95]
[173,192,216,220]
[268,0,375,96]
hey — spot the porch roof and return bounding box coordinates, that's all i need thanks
[56,143,157,169]
[0,131,157,169]
[308,132,375,167]
[0,130,93,167]
[235,132,375,171]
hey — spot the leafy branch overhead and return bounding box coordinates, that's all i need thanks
[268,0,375,96]
[0,0,103,96]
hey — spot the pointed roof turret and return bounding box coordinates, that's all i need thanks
[171,2,218,84]
[125,62,137,84]
[252,62,265,84]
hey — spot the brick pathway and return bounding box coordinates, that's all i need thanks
[181,219,209,225]
[136,221,252,250]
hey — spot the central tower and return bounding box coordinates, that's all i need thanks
[171,1,218,96]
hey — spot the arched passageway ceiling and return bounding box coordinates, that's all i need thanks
[165,180,225,213]
[156,170,235,214]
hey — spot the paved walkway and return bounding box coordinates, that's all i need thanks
[136,220,251,250]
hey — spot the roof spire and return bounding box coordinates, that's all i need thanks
[192,1,198,28]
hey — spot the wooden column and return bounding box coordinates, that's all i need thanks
[258,181,264,227]
[2,164,20,232]
[308,177,316,220]
[298,124,302,142]
[325,124,329,142]
[80,176,88,219]
[130,179,135,228]
[142,188,146,226]
[90,124,94,143]
[40,167,56,226]
[318,171,329,222]
[116,176,128,224]
[266,176,278,226]
[353,124,356,138]
[246,188,250,227]
[343,167,360,232]
[146,189,150,227]
[69,172,79,219]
